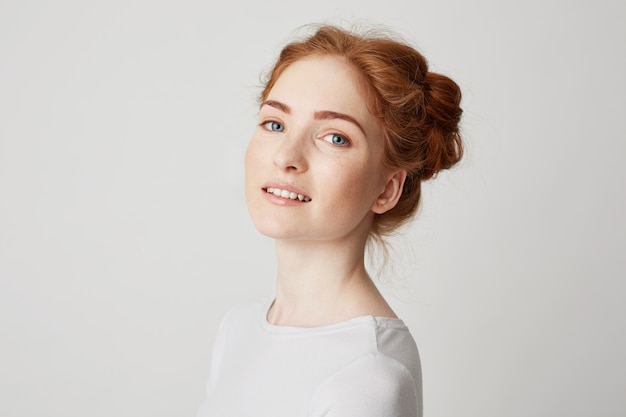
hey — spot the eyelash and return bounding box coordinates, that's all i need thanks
[260,120,351,147]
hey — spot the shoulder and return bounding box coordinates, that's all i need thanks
[373,317,422,382]
[211,295,272,351]
[309,352,421,417]
[219,295,272,327]
[205,296,271,383]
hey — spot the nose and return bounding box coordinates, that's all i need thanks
[273,133,308,172]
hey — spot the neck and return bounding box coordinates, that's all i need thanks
[267,236,395,327]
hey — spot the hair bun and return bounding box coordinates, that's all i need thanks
[420,71,463,179]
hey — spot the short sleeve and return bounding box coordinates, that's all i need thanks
[308,353,420,417]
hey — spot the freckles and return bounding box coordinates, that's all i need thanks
[334,173,366,200]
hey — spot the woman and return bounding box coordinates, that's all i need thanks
[198,24,463,417]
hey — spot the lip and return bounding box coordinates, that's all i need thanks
[262,181,312,205]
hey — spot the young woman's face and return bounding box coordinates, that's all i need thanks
[245,55,393,243]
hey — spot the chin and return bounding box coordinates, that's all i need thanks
[249,213,292,239]
[246,200,299,240]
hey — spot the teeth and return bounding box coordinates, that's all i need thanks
[266,187,311,202]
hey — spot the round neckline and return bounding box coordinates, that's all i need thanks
[260,296,408,334]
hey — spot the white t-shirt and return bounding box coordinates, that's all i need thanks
[197,296,422,417]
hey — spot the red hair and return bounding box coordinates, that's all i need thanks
[260,25,463,237]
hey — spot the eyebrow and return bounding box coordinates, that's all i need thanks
[263,100,291,114]
[262,100,366,135]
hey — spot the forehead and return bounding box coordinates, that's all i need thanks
[267,55,375,118]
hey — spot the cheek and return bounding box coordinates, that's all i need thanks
[244,146,252,177]
[244,141,262,204]
[324,161,381,208]
[356,162,386,203]
[244,139,261,179]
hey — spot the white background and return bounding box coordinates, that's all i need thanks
[1,0,624,416]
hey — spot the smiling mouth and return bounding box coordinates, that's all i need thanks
[264,187,311,202]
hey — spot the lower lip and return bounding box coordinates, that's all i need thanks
[262,190,309,206]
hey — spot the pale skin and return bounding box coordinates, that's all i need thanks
[245,55,407,327]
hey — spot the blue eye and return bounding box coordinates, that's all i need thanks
[323,133,349,146]
[263,121,284,132]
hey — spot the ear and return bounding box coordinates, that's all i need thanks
[371,170,407,214]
